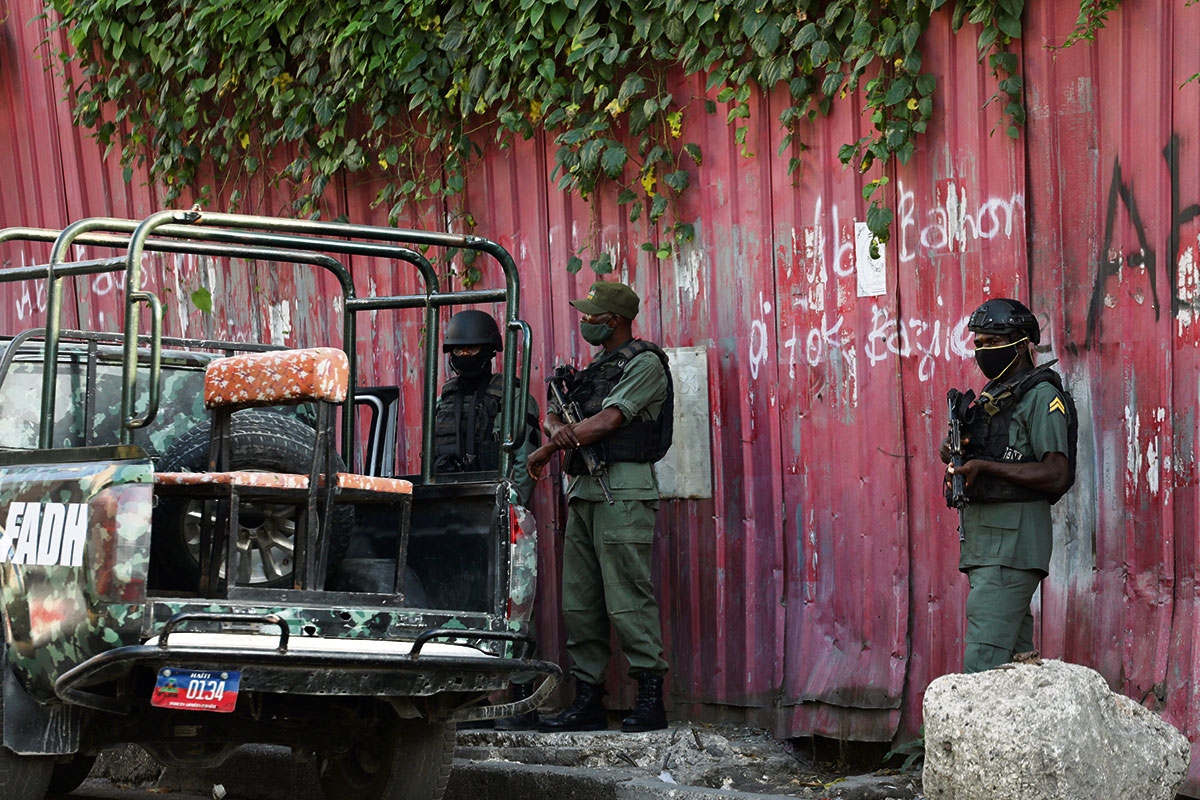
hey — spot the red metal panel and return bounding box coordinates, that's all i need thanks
[767,85,908,740]
[653,72,788,716]
[1024,1,1198,792]
[894,11,1032,739]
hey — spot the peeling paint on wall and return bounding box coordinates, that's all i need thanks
[268,300,291,346]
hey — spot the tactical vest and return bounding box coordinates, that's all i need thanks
[434,374,537,473]
[562,339,674,475]
[961,361,1078,505]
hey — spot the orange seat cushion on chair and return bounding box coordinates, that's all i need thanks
[155,471,413,495]
[154,471,312,490]
[330,473,413,494]
[204,347,350,409]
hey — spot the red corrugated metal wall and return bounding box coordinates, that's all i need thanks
[4,0,1200,791]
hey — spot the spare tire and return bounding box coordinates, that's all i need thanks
[152,409,354,590]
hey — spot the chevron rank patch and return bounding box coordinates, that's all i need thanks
[1048,396,1067,415]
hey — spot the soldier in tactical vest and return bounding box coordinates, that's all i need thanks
[940,298,1074,673]
[528,280,673,733]
[434,309,539,506]
[436,310,543,729]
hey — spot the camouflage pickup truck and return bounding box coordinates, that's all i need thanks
[0,212,558,800]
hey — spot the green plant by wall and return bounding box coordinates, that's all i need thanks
[46,0,1082,275]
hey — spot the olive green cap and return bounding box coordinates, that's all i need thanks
[569,280,640,319]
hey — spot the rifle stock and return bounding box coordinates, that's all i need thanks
[549,376,616,505]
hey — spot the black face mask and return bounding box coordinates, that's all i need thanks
[974,338,1026,380]
[450,351,492,382]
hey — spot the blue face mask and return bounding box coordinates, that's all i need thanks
[580,320,614,345]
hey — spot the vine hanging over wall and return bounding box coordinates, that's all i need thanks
[47,0,1065,275]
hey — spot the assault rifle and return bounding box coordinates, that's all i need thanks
[548,367,615,505]
[946,388,974,540]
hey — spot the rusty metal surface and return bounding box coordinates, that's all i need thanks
[5,0,1200,792]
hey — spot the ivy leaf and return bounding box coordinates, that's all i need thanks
[591,251,614,274]
[618,74,645,107]
[998,14,1022,39]
[566,255,583,274]
[885,77,912,106]
[663,169,689,193]
[600,144,628,178]
[866,202,895,242]
[649,194,668,221]
[190,287,213,314]
[795,22,819,48]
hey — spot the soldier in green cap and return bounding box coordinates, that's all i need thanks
[940,298,1075,673]
[528,279,674,732]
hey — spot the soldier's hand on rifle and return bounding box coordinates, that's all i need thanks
[550,422,581,452]
[939,433,970,464]
[946,459,982,488]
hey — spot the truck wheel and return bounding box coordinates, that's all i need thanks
[46,754,95,796]
[152,410,355,589]
[318,714,455,800]
[0,652,54,800]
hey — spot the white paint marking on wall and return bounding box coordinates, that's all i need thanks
[1145,436,1160,496]
[1177,242,1199,333]
[268,300,292,346]
[674,240,704,306]
[808,197,828,313]
[1125,405,1140,492]
[748,292,771,381]
[172,252,190,337]
[896,179,1025,263]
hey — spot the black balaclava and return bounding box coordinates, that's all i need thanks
[450,348,494,388]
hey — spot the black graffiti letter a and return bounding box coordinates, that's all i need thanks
[1086,157,1156,347]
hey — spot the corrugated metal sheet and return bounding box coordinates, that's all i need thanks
[5,0,1200,792]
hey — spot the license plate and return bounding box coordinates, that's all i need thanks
[150,668,241,713]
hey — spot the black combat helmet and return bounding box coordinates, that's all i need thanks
[967,298,1040,345]
[443,309,503,352]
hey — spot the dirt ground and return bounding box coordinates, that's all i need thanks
[457,723,925,799]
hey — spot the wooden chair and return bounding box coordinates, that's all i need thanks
[154,347,413,594]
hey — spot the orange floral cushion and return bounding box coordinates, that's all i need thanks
[154,471,311,489]
[155,471,412,495]
[331,473,413,494]
[204,348,350,409]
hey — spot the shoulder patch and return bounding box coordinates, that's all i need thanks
[1048,396,1067,415]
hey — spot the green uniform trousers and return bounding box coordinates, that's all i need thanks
[561,497,668,684]
[963,565,1043,673]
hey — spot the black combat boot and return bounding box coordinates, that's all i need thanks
[495,681,540,731]
[621,673,667,732]
[537,680,607,732]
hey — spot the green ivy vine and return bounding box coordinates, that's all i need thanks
[44,0,1093,276]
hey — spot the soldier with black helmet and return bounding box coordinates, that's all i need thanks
[434,309,540,505]
[940,298,1075,673]
[435,309,544,729]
